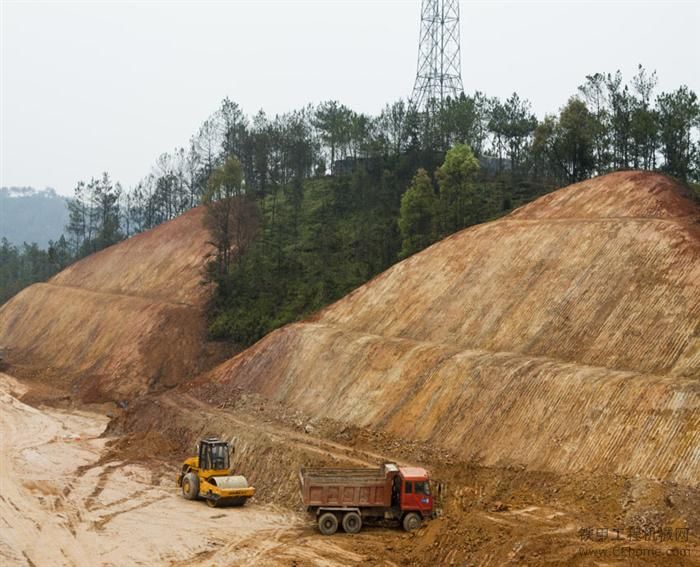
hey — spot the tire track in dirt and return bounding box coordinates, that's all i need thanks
[181,393,407,468]
[0,373,352,566]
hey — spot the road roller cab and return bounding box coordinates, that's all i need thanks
[177,437,255,507]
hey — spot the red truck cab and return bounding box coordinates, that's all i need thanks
[397,466,433,516]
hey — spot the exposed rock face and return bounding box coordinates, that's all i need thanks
[0,207,215,400]
[199,172,700,484]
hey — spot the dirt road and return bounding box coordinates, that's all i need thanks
[0,373,362,566]
[4,371,698,566]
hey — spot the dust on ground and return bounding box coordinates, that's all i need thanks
[112,386,700,566]
[3,370,699,566]
[0,373,360,566]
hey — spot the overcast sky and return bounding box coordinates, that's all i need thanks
[2,0,699,196]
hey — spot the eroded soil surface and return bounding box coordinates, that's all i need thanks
[2,173,699,566]
[4,371,698,566]
[0,373,364,566]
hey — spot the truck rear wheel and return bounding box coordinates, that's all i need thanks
[182,472,199,500]
[342,511,362,534]
[402,512,422,532]
[318,512,339,535]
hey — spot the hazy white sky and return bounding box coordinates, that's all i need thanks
[2,0,699,196]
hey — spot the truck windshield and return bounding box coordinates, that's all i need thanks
[414,481,430,495]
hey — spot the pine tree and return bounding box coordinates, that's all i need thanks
[398,168,437,258]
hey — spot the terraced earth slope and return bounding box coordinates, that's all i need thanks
[197,171,700,485]
[0,207,217,400]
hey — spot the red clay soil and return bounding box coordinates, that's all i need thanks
[194,171,700,485]
[4,171,699,565]
[50,206,213,306]
[0,207,227,401]
[115,384,700,566]
[509,170,699,220]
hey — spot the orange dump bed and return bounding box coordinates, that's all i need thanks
[299,464,398,508]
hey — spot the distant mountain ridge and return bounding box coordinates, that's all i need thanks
[0,186,69,247]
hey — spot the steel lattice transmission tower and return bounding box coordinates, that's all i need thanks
[410,0,464,112]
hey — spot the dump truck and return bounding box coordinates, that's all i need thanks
[299,462,433,535]
[177,437,255,507]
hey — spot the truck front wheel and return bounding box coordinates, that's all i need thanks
[318,512,339,535]
[402,512,422,532]
[342,511,362,534]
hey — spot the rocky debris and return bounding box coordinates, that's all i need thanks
[490,501,509,512]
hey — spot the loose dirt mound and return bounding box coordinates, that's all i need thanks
[195,171,700,484]
[0,207,222,401]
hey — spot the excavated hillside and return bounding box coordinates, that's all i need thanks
[0,207,220,401]
[196,171,700,485]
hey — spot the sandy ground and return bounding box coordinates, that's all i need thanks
[0,373,361,567]
[3,370,698,566]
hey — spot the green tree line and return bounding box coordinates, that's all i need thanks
[2,66,698,339]
[0,237,72,303]
[62,64,700,262]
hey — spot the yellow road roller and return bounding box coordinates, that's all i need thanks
[177,437,255,507]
